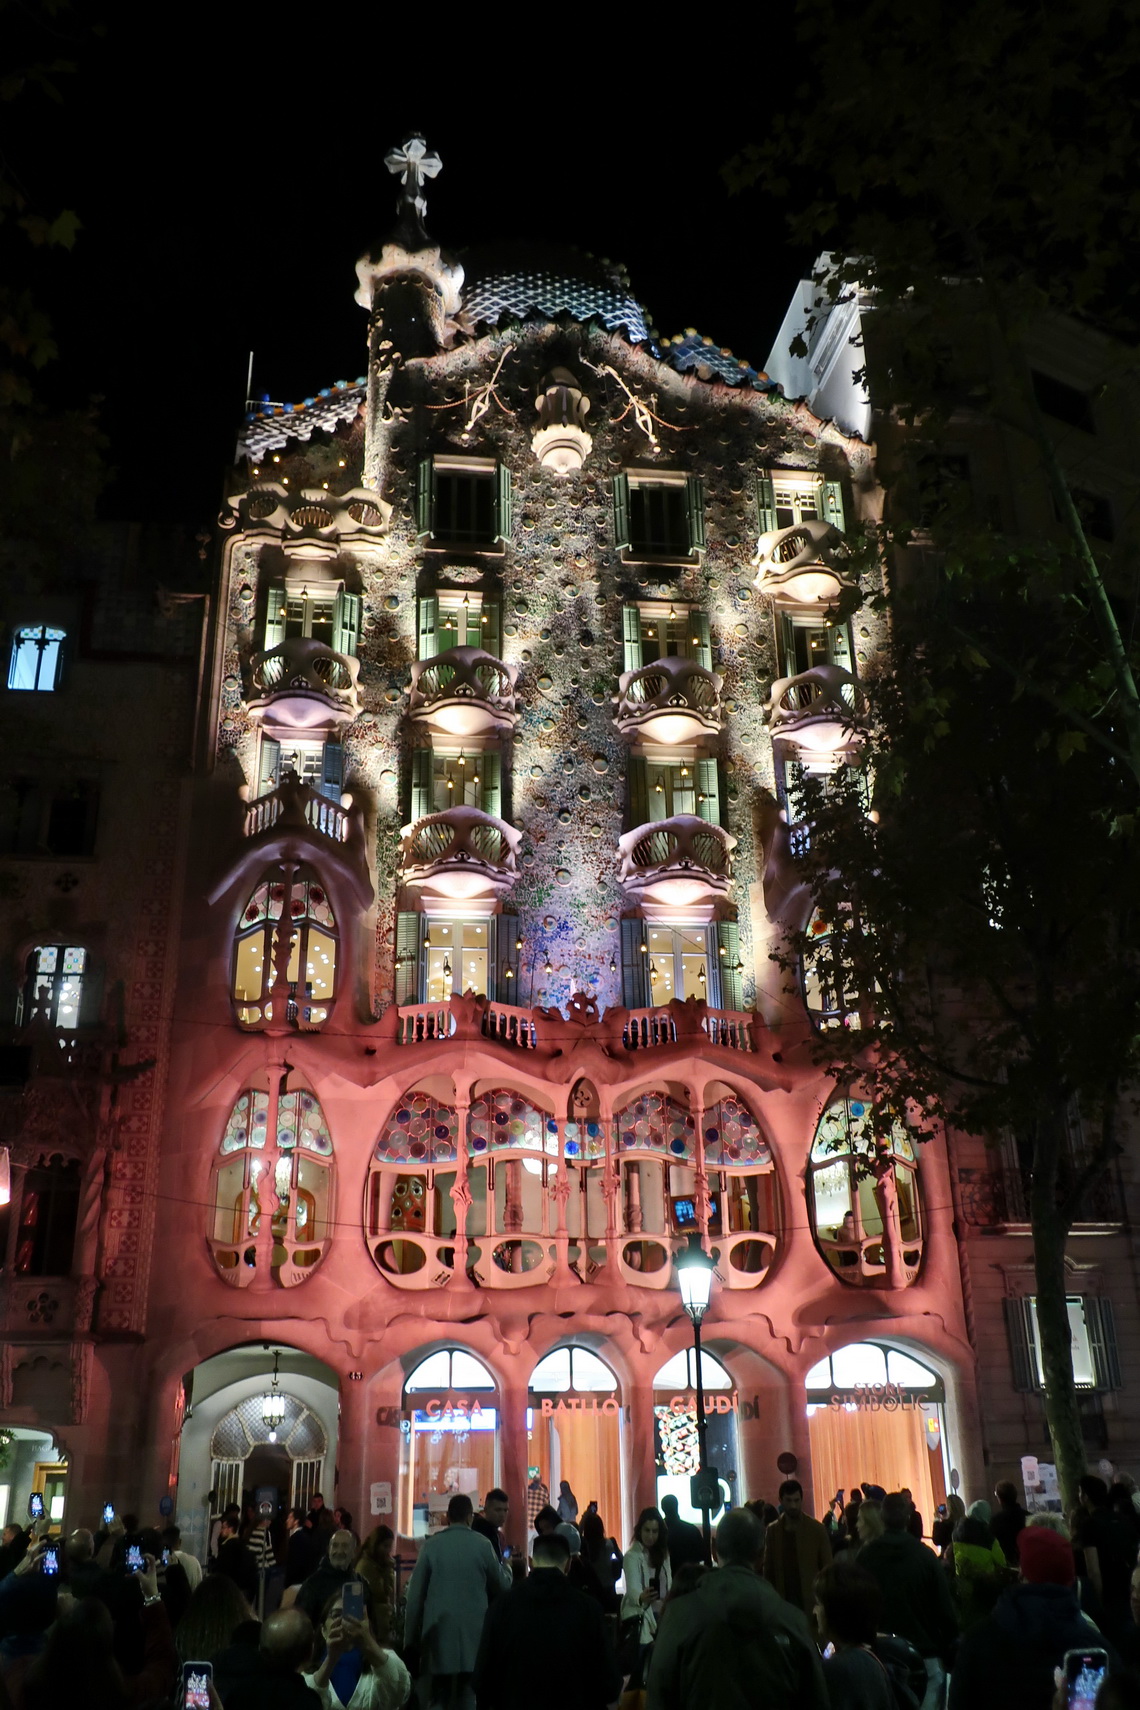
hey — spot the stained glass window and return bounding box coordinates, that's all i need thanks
[375,1093,459,1164]
[614,1092,694,1159]
[702,1096,770,1168]
[809,1096,921,1283]
[233,870,338,1029]
[564,1120,605,1162]
[212,1085,333,1284]
[468,1090,554,1156]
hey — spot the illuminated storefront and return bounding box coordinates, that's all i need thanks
[398,1349,500,1537]
[652,1348,743,1521]
[526,1346,623,1536]
[805,1342,948,1527]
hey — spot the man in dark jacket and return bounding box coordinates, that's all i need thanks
[857,1491,958,1706]
[660,1494,705,1570]
[948,1525,1119,1710]
[647,1508,827,1710]
[225,1607,321,1710]
[474,1532,620,1710]
[990,1480,1028,1566]
[293,1529,373,1627]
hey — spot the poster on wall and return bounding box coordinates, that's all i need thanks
[1021,1455,1062,1514]
[370,1482,392,1516]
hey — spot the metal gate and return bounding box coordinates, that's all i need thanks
[290,1457,323,1514]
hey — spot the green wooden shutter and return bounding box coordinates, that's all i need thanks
[696,759,721,826]
[621,605,643,673]
[821,480,846,531]
[621,918,649,1008]
[757,473,778,536]
[320,739,343,801]
[627,756,649,829]
[647,764,670,823]
[264,586,286,649]
[613,473,631,551]
[395,911,420,1006]
[333,591,362,657]
[685,476,706,552]
[691,611,712,670]
[410,749,434,822]
[1005,1297,1037,1393]
[1085,1297,1121,1390]
[257,736,281,796]
[479,752,502,819]
[480,599,501,658]
[495,464,513,543]
[417,595,438,661]
[716,920,743,1011]
[415,456,435,539]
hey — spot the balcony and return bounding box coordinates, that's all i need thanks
[620,1003,755,1052]
[400,806,522,902]
[617,815,735,910]
[614,657,723,747]
[408,646,519,739]
[247,637,361,732]
[753,520,856,610]
[243,774,350,844]
[227,482,391,558]
[765,665,868,770]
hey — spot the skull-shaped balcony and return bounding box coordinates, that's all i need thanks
[766,665,869,770]
[247,638,361,733]
[408,646,519,740]
[617,815,736,911]
[753,520,856,611]
[614,657,723,748]
[400,806,522,903]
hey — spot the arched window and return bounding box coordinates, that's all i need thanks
[614,1092,695,1159]
[209,1083,334,1286]
[400,1349,500,1539]
[801,908,860,1029]
[232,868,337,1029]
[467,1090,556,1157]
[809,1095,922,1285]
[367,1092,461,1280]
[530,1347,617,1392]
[702,1093,778,1281]
[404,1348,497,1393]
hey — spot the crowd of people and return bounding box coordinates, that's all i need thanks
[1,1473,1140,1708]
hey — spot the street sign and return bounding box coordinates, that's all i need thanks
[690,1466,722,1514]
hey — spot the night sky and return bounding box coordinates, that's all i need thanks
[11,13,804,529]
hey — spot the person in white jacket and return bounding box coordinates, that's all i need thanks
[305,1584,412,1710]
[620,1507,672,1679]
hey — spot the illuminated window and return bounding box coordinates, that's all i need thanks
[232,870,338,1029]
[1005,1296,1120,1393]
[8,627,65,692]
[801,907,861,1031]
[422,919,490,1002]
[809,1096,921,1285]
[263,587,361,656]
[778,611,852,677]
[18,945,86,1029]
[645,924,712,1003]
[13,1157,80,1276]
[210,1084,334,1284]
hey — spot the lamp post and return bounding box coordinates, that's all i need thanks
[675,1232,716,1563]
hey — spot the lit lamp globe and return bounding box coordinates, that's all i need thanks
[675,1233,715,1324]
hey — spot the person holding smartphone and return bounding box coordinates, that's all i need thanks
[620,1508,671,1686]
[305,1583,411,1709]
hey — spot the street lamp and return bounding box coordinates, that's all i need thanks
[261,1349,285,1443]
[675,1232,717,1562]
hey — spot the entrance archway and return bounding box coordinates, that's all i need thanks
[399,1348,500,1539]
[528,1346,622,1539]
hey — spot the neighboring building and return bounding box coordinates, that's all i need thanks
[2,148,988,1548]
[768,259,1140,1501]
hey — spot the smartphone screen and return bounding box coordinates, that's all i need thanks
[1065,1648,1109,1710]
[28,1495,44,1520]
[41,1547,59,1576]
[162,1548,171,1566]
[182,1661,213,1710]
[126,1544,144,1574]
[341,1580,364,1624]
[102,1503,115,1526]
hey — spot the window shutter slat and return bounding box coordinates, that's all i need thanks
[715,920,742,1010]
[395,912,420,1006]
[686,476,706,552]
[333,591,362,657]
[264,586,286,649]
[822,480,846,531]
[757,473,778,536]
[417,595,438,661]
[628,756,649,830]
[1005,1297,1035,1393]
[495,464,513,543]
[696,759,721,826]
[480,752,502,820]
[415,457,435,539]
[320,739,343,801]
[613,474,631,552]
[481,599,501,659]
[621,918,649,1008]
[258,736,281,796]
[410,749,433,822]
[1086,1297,1122,1391]
[622,605,643,673]
[691,611,712,670]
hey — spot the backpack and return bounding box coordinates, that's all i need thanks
[873,1632,925,1710]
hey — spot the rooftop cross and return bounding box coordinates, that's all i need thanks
[384,135,442,243]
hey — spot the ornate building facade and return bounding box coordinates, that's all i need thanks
[3,140,1055,1550]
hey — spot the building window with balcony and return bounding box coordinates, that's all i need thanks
[13,1156,80,1276]
[619,919,742,1010]
[777,612,853,678]
[18,946,87,1029]
[408,750,502,819]
[7,626,66,692]
[263,587,362,656]
[627,758,721,828]
[416,456,512,549]
[614,472,704,562]
[417,591,502,660]
[622,604,712,672]
[209,1083,334,1285]
[368,1090,461,1279]
[809,1095,922,1286]
[256,736,343,802]
[757,472,845,534]
[801,907,862,1030]
[232,869,337,1030]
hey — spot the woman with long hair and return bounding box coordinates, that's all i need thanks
[175,1573,254,1665]
[356,1526,397,1639]
[620,1507,671,1681]
[813,1561,895,1710]
[579,1511,623,1614]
